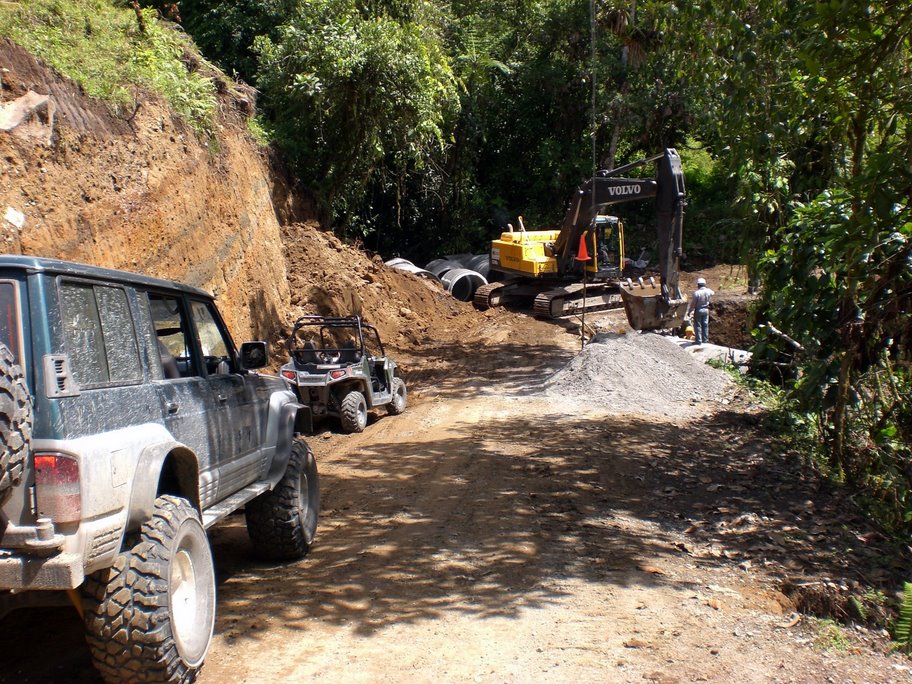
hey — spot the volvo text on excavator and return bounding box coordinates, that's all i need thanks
[473,148,688,329]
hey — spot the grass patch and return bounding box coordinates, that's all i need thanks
[811,618,851,652]
[246,115,273,147]
[0,0,217,136]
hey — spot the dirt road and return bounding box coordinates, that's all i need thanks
[2,315,911,683]
[197,330,909,683]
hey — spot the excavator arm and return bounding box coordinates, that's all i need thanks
[551,148,687,329]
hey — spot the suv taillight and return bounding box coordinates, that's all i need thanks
[34,453,81,523]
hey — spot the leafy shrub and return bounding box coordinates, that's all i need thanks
[0,0,217,136]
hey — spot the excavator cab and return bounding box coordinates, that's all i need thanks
[589,215,623,278]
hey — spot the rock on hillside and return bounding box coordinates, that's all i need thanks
[0,38,295,341]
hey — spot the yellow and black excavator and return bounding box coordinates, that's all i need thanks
[473,148,688,329]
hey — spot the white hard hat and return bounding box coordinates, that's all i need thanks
[696,277,706,286]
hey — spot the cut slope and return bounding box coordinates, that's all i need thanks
[0,38,290,342]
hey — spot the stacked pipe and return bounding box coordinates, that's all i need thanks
[386,255,490,302]
[384,258,440,281]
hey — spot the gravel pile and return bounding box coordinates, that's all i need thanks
[543,332,733,416]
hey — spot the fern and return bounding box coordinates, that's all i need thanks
[894,582,912,653]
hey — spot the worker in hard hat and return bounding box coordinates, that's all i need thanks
[685,277,715,345]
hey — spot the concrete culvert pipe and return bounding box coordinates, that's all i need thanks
[384,258,415,268]
[465,254,491,278]
[442,268,488,302]
[425,259,465,278]
[386,259,441,281]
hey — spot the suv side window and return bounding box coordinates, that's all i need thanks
[0,280,22,364]
[148,294,194,379]
[59,281,142,388]
[189,300,232,375]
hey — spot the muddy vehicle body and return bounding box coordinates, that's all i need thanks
[280,316,407,433]
[0,256,318,683]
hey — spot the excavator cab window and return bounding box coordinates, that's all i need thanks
[594,215,621,276]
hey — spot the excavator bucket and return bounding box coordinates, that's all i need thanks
[619,148,688,331]
[619,278,687,330]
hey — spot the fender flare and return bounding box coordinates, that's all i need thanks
[264,392,309,486]
[126,438,200,531]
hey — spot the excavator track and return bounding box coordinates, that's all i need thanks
[532,282,624,318]
[473,277,541,310]
[473,280,511,310]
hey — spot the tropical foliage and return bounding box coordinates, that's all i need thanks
[2,2,910,534]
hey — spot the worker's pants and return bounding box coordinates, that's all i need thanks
[694,308,709,344]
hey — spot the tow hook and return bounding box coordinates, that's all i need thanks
[21,518,65,556]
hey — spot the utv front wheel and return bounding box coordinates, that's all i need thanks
[83,495,216,684]
[386,376,407,415]
[246,439,320,560]
[339,389,368,433]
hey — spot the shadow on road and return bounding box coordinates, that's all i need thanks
[2,397,908,678]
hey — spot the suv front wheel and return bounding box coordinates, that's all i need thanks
[82,495,216,684]
[246,439,319,560]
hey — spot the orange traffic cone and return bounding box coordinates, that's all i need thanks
[576,232,591,262]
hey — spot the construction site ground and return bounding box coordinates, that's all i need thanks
[3,260,911,683]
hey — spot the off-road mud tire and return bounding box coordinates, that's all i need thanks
[339,389,368,433]
[386,376,407,415]
[0,342,31,505]
[82,495,216,684]
[245,439,320,560]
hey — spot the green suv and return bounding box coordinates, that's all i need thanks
[0,256,319,683]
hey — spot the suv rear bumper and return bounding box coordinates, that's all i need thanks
[0,551,84,590]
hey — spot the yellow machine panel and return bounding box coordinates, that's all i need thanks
[490,229,561,277]
[489,219,624,279]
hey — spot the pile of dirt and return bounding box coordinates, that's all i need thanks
[543,332,732,416]
[279,222,490,359]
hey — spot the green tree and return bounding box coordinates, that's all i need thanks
[255,0,458,230]
[673,0,912,529]
[142,0,295,84]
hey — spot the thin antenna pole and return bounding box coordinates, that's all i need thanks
[584,0,597,348]
[589,0,597,176]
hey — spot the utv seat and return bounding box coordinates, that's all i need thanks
[338,339,362,364]
[294,340,320,366]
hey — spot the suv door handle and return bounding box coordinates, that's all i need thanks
[166,402,179,415]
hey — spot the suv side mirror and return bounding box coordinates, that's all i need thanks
[240,341,267,370]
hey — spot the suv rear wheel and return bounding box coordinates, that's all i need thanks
[82,495,216,684]
[339,389,368,433]
[0,342,30,505]
[246,439,320,560]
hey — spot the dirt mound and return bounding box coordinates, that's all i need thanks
[279,222,485,357]
[544,332,732,416]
